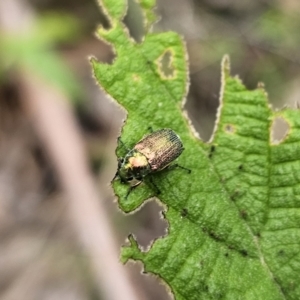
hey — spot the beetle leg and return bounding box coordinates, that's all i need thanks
[125,186,135,199]
[148,177,161,195]
[125,180,142,199]
[167,163,191,174]
[125,178,160,199]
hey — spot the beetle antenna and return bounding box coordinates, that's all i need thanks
[117,137,130,152]
[112,172,119,181]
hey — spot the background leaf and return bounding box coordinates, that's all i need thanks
[92,0,300,299]
[0,12,83,101]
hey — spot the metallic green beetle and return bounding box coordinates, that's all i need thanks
[114,128,190,198]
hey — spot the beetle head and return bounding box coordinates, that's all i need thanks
[117,150,150,183]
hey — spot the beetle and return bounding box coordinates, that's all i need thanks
[114,128,190,198]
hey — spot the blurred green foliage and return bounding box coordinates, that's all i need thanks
[0,12,84,103]
[257,9,300,48]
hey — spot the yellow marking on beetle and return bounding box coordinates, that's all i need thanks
[128,153,148,168]
[137,147,155,161]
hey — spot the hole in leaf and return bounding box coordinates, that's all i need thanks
[156,50,175,78]
[208,145,215,158]
[271,117,289,144]
[97,5,111,30]
[123,0,145,43]
[128,199,168,249]
[125,262,172,299]
[181,208,188,217]
[224,124,235,134]
[240,210,248,220]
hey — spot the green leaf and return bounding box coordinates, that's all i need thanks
[139,0,157,30]
[92,1,300,299]
[100,0,127,21]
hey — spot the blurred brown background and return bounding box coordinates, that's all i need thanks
[0,0,299,299]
